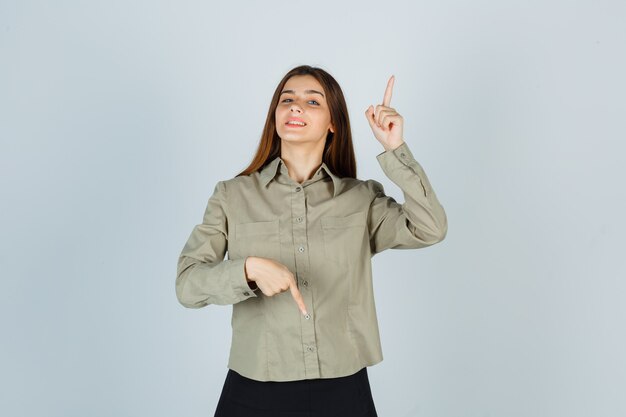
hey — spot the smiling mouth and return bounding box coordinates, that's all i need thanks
[286,121,306,127]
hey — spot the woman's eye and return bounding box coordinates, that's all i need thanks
[281,98,320,105]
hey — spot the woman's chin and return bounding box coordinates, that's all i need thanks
[280,135,315,144]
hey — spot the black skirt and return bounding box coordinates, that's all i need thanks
[214,367,378,417]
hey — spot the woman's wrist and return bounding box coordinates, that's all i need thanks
[244,257,256,281]
[244,257,260,291]
[383,139,405,152]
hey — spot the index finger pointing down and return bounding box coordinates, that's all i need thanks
[290,283,308,316]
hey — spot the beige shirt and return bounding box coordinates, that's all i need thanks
[175,141,448,382]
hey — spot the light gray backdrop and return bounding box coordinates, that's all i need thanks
[1,1,625,416]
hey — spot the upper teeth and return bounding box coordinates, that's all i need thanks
[288,121,305,125]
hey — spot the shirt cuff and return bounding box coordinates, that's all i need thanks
[231,257,259,300]
[376,141,413,166]
[376,141,433,196]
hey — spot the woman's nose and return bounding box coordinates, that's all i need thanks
[290,103,303,113]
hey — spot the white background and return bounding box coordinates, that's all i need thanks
[1,1,625,416]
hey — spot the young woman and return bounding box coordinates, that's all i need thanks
[176,65,448,416]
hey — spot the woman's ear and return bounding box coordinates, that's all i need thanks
[329,124,335,133]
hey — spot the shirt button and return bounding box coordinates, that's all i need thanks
[243,291,250,296]
[296,217,303,222]
[304,314,310,320]
[307,346,315,352]
[400,152,406,158]
[303,280,308,287]
[298,246,304,252]
[295,186,302,192]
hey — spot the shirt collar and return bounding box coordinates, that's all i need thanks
[259,156,341,198]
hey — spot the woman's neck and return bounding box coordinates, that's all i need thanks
[280,141,325,184]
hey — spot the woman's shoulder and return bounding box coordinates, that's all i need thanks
[348,177,384,193]
[220,171,260,187]
[212,172,264,198]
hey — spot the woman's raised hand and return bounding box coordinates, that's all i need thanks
[365,75,405,151]
[244,256,308,316]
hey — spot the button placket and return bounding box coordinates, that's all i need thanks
[291,184,319,377]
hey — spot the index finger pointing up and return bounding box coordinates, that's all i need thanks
[382,75,395,107]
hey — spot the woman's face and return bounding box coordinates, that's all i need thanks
[275,75,334,145]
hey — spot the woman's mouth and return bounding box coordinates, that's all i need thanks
[286,118,307,128]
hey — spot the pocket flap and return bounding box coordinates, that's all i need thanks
[321,211,367,229]
[235,219,279,239]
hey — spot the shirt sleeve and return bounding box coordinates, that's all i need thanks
[175,180,259,308]
[367,141,448,255]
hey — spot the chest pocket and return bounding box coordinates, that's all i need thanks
[321,211,368,267]
[229,219,281,261]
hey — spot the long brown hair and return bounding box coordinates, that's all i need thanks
[235,65,357,179]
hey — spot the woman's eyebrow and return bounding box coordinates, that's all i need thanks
[280,89,325,98]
